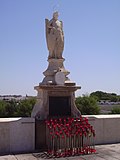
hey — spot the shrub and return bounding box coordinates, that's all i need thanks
[75,95,100,115]
[111,107,120,114]
[0,97,36,117]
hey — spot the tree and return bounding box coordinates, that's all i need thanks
[75,95,100,115]
[15,98,36,117]
[110,95,118,102]
[0,100,7,117]
[90,91,119,102]
[0,97,36,118]
[5,100,17,117]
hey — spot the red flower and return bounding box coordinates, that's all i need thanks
[59,130,62,134]
[62,135,65,139]
[50,119,53,122]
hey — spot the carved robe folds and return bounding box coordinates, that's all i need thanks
[45,18,64,59]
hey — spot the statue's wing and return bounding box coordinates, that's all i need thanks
[45,19,49,49]
[60,21,64,51]
[60,21,63,30]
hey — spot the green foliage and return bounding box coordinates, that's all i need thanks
[15,98,36,117]
[111,107,120,114]
[4,100,17,117]
[0,100,7,117]
[117,96,120,101]
[75,95,100,115]
[0,97,36,118]
[90,91,119,102]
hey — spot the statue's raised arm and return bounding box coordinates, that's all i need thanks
[45,12,64,59]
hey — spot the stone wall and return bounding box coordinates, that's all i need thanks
[0,118,35,154]
[0,115,120,154]
[84,115,120,144]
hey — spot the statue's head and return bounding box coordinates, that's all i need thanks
[53,11,59,20]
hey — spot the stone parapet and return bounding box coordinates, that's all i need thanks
[0,118,35,154]
[83,115,120,144]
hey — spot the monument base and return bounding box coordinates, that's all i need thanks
[31,84,81,119]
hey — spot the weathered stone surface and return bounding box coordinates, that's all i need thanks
[0,155,17,160]
[31,11,81,119]
[0,144,120,160]
[31,85,81,119]
[14,154,37,160]
[46,11,64,59]
[0,118,35,154]
[83,115,120,144]
[0,123,10,154]
[42,58,70,85]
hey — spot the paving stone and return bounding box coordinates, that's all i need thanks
[14,154,37,160]
[80,154,105,160]
[0,144,120,160]
[55,158,68,160]
[97,147,120,159]
[96,144,120,160]
[96,153,119,160]
[66,155,86,160]
[0,155,17,160]
[32,152,55,160]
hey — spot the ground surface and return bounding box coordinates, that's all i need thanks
[0,143,120,160]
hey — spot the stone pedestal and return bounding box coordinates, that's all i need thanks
[31,56,81,119]
[31,84,81,119]
[42,58,70,85]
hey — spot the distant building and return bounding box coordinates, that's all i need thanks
[0,95,28,102]
[98,100,120,105]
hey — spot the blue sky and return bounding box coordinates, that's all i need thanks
[0,0,120,96]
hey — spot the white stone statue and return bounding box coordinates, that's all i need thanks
[45,12,64,59]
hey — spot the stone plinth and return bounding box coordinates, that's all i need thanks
[42,58,70,85]
[31,84,81,119]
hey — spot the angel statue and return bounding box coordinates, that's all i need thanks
[45,12,64,59]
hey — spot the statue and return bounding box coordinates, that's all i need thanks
[45,12,64,59]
